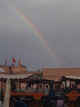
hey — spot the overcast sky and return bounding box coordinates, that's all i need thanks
[0,0,80,71]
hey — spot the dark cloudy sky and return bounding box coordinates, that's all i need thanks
[0,0,80,71]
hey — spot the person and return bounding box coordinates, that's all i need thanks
[56,96,64,107]
[62,85,65,93]
[13,97,28,107]
[11,82,16,91]
[45,85,49,95]
[25,83,33,92]
[0,100,3,107]
[72,84,76,90]
[49,81,56,99]
[39,84,43,92]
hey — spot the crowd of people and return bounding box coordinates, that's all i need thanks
[10,83,65,107]
[0,82,67,107]
[10,96,64,107]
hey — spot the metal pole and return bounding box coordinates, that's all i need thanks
[68,62,71,68]
[20,81,21,92]
[0,80,3,100]
[44,80,45,95]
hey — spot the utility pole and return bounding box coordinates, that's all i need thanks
[68,62,71,68]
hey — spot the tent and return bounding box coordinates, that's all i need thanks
[0,73,42,107]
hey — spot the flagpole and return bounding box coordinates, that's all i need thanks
[12,57,16,66]
[12,56,13,66]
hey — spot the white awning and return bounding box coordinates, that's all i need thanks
[0,73,41,82]
[65,76,80,80]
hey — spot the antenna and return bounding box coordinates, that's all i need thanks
[68,61,71,68]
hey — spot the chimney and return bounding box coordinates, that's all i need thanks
[18,59,21,67]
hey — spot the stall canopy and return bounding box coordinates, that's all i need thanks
[62,76,80,80]
[65,76,80,80]
[61,76,80,85]
[0,73,42,82]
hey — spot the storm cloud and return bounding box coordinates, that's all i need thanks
[0,0,80,70]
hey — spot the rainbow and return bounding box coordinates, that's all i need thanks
[3,0,61,67]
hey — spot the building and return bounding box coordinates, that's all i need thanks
[42,68,80,92]
[42,68,80,80]
[3,59,27,74]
